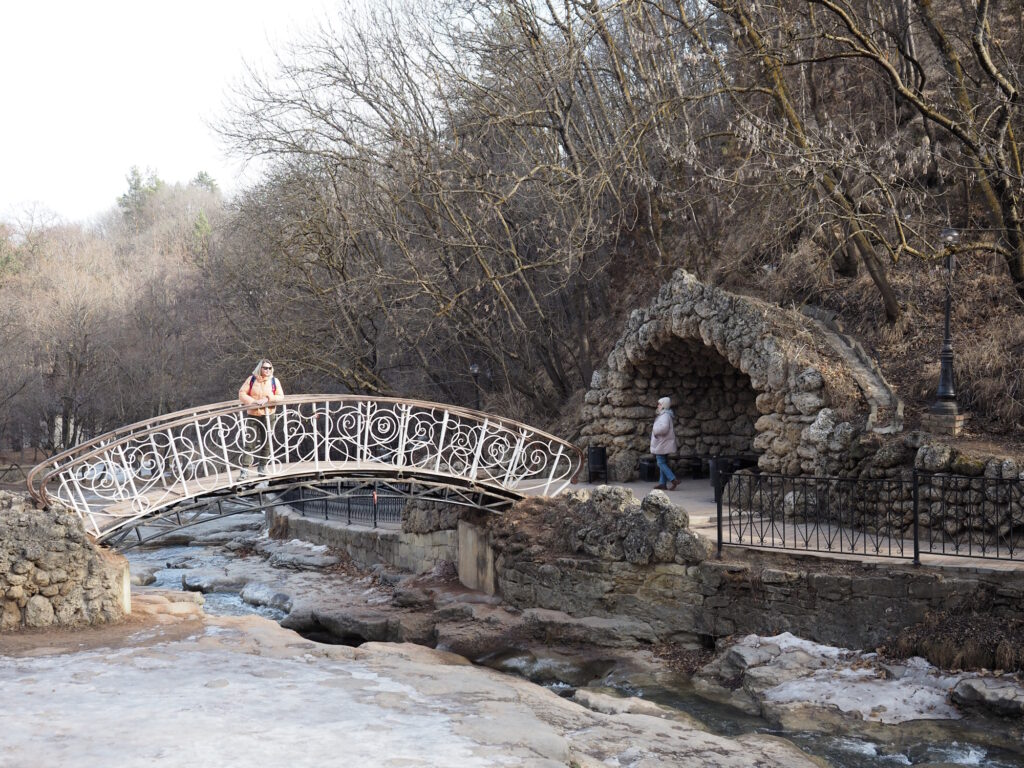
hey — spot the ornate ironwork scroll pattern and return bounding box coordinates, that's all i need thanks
[27,397,581,539]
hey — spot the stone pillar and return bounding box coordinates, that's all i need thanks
[920,411,967,437]
[457,520,496,595]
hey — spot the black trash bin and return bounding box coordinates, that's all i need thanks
[637,458,659,482]
[708,457,724,488]
[587,446,608,483]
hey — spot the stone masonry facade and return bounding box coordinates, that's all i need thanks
[578,270,1024,545]
[473,487,1024,652]
[581,269,882,481]
[0,491,129,631]
[752,429,1024,541]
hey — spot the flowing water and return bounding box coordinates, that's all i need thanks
[640,679,1024,768]
[127,544,287,621]
[482,650,1024,768]
[126,543,1024,768]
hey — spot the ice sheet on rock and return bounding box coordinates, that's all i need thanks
[759,649,963,724]
[751,632,849,659]
[0,638,498,768]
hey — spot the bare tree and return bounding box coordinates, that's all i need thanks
[0,175,234,451]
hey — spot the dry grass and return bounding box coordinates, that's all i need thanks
[876,262,1024,445]
[955,313,1024,431]
[881,610,1024,673]
[745,238,1024,450]
[759,237,839,309]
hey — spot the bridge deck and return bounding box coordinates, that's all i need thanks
[30,396,582,542]
[97,459,517,512]
[79,459,530,543]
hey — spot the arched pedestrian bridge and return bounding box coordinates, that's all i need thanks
[27,396,582,548]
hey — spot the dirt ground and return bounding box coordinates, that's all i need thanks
[0,602,201,658]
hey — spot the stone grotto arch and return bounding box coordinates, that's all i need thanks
[581,270,902,482]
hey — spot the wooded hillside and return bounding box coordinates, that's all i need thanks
[1,0,1022,452]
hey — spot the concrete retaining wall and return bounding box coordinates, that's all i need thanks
[475,518,1024,649]
[268,507,457,573]
[455,483,1024,650]
[458,520,496,594]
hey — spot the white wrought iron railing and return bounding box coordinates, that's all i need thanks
[27,396,582,540]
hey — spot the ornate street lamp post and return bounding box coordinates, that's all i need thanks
[469,363,481,411]
[924,227,965,435]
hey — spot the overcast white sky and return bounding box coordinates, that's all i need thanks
[0,0,338,225]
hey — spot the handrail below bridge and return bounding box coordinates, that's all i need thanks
[27,395,582,541]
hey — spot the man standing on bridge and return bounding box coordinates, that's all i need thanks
[238,359,285,479]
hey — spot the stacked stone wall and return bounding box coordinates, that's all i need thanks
[401,498,470,534]
[0,492,129,631]
[669,344,759,457]
[724,430,1024,545]
[589,340,759,466]
[476,488,1024,650]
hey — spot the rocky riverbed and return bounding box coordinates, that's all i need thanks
[1,592,826,768]
[113,512,1024,767]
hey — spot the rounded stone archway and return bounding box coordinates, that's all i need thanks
[581,270,901,481]
[638,337,760,458]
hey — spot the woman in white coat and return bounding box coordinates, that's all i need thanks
[650,396,679,491]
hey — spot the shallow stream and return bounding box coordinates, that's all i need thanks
[126,543,1024,768]
[127,544,288,622]
[632,679,1023,767]
[483,649,1024,768]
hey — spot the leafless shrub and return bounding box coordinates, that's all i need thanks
[957,314,1024,429]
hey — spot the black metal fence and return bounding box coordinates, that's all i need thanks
[716,470,1024,562]
[0,464,26,484]
[281,484,405,528]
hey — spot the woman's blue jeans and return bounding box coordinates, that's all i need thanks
[655,454,676,485]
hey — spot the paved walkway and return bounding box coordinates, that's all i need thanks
[581,477,1024,573]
